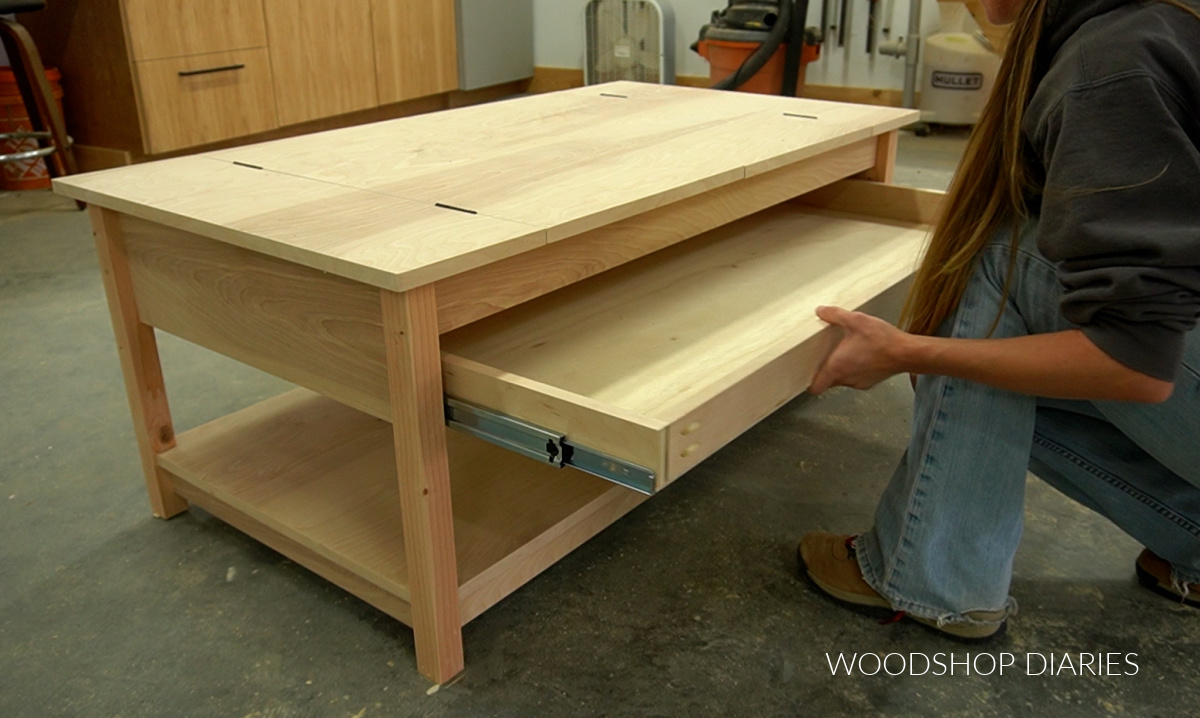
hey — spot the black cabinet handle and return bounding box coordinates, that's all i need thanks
[178,64,246,77]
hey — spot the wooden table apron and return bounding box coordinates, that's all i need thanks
[63,83,920,683]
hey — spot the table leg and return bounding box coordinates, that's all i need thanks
[89,207,187,519]
[381,285,463,683]
[858,129,899,184]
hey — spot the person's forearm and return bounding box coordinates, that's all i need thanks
[897,329,1174,403]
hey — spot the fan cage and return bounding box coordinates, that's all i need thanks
[585,0,676,85]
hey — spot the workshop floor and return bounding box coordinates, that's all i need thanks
[3,128,1196,718]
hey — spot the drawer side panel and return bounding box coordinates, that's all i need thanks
[442,354,668,484]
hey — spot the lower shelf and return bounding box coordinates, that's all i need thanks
[157,389,647,625]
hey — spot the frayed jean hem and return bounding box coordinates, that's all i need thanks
[854,532,1018,626]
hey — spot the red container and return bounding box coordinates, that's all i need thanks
[1,66,64,191]
[696,39,820,95]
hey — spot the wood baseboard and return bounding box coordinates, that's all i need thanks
[525,67,588,94]
[73,145,134,173]
[800,85,911,107]
[529,67,913,108]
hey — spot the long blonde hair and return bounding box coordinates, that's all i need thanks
[900,0,1200,336]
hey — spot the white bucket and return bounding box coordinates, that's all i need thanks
[919,32,1000,126]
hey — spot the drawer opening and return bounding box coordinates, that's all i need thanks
[441,202,931,492]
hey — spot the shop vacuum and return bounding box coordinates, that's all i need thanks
[691,1,822,96]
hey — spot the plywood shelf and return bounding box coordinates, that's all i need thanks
[158,389,646,625]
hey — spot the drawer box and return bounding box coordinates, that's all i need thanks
[124,0,269,61]
[441,195,932,493]
[136,48,279,154]
[108,179,935,494]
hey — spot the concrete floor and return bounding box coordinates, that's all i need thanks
[2,130,1196,717]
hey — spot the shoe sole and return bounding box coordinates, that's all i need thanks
[1136,561,1200,609]
[798,546,1006,643]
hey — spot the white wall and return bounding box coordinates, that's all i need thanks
[535,0,719,77]
[534,0,951,90]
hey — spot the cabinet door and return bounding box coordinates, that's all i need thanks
[262,0,379,126]
[137,48,278,154]
[373,0,459,105]
[123,0,269,61]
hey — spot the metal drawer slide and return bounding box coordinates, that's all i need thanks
[445,398,656,495]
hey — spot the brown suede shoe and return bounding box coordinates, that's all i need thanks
[797,532,1007,641]
[1136,549,1200,608]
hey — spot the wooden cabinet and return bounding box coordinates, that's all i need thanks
[19,0,467,163]
[372,0,459,104]
[123,0,277,153]
[263,0,379,126]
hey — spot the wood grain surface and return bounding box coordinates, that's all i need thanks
[433,137,878,332]
[263,0,379,126]
[90,207,189,518]
[135,48,279,154]
[56,83,917,289]
[443,204,930,488]
[123,0,268,61]
[158,389,648,626]
[373,0,459,104]
[120,214,392,419]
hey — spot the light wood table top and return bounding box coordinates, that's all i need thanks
[55,82,915,291]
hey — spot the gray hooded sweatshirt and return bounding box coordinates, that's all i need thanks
[1023,0,1200,381]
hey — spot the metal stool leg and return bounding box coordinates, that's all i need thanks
[0,17,78,178]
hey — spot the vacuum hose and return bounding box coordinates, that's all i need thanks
[709,0,793,91]
[780,0,811,96]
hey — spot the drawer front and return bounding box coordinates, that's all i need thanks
[124,0,269,61]
[137,48,279,154]
[441,182,942,493]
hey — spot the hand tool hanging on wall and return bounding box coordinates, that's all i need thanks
[837,0,848,46]
[882,0,896,38]
[820,0,829,47]
[822,0,836,51]
[866,0,879,52]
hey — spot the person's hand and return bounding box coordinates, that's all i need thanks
[809,305,910,394]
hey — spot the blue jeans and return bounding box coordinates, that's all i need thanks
[855,222,1200,625]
